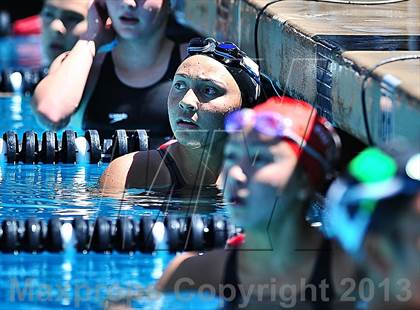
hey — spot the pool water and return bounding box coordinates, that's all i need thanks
[0,35,324,310]
[0,94,227,309]
[0,37,228,308]
[0,252,221,309]
[0,162,227,219]
[0,95,83,137]
[0,35,44,70]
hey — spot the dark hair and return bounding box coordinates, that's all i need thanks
[186,37,261,108]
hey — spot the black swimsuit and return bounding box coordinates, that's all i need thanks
[157,141,186,189]
[222,239,335,309]
[83,44,181,139]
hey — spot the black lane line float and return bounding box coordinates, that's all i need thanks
[129,129,149,153]
[21,131,39,163]
[40,131,58,164]
[0,215,234,254]
[61,130,77,164]
[0,129,149,164]
[85,129,102,164]
[2,131,19,163]
[111,129,129,160]
[0,67,49,94]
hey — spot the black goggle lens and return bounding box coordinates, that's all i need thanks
[218,42,237,51]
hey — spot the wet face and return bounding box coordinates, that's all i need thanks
[167,55,242,148]
[41,0,88,62]
[223,131,307,229]
[105,0,169,40]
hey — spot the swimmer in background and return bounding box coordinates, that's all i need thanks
[157,97,359,309]
[32,0,196,142]
[41,0,89,64]
[99,37,261,193]
[0,1,87,93]
[324,147,420,310]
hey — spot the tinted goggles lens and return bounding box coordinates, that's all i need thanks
[225,109,297,141]
[187,38,260,86]
[225,109,334,173]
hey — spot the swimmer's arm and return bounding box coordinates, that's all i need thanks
[156,249,228,292]
[99,153,134,194]
[31,40,96,128]
[99,150,172,194]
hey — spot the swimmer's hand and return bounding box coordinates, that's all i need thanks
[80,0,116,54]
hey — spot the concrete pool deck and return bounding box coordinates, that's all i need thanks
[177,0,420,147]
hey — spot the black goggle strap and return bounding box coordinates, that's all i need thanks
[188,38,258,75]
[187,37,217,53]
[187,38,261,102]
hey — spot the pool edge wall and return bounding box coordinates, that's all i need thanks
[177,0,420,148]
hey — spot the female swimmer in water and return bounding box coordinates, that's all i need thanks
[325,147,420,310]
[33,0,197,141]
[40,0,88,64]
[157,97,359,309]
[99,37,261,193]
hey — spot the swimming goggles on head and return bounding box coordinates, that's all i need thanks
[187,37,261,86]
[225,108,330,172]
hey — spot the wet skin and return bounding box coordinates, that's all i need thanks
[157,128,340,298]
[223,130,309,231]
[105,0,169,40]
[157,107,361,305]
[168,54,242,148]
[99,54,243,192]
[41,0,88,62]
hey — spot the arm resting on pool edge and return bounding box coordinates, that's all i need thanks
[98,150,173,194]
[31,40,96,128]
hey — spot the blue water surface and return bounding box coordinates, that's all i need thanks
[0,35,44,70]
[0,36,227,309]
[0,93,226,309]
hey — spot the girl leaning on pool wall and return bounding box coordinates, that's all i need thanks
[324,147,420,310]
[99,37,261,193]
[157,97,360,308]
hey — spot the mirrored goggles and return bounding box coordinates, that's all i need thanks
[225,109,330,172]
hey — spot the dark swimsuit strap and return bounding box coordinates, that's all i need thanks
[305,238,335,309]
[222,248,241,309]
[157,143,186,189]
[307,239,335,296]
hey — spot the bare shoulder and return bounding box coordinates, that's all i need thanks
[99,150,172,192]
[156,249,229,292]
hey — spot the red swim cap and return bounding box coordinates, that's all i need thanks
[253,96,341,190]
